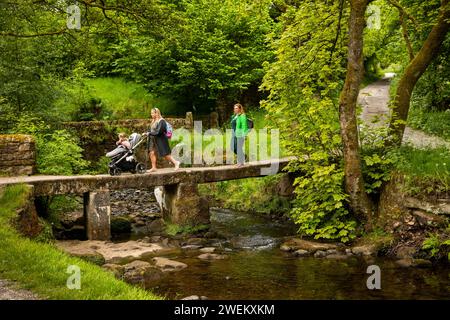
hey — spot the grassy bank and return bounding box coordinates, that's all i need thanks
[199,175,291,215]
[407,108,450,141]
[391,146,450,197]
[0,184,161,300]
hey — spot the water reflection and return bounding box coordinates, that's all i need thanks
[146,208,450,299]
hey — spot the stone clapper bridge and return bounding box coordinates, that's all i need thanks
[0,158,293,240]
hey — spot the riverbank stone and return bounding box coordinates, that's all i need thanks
[198,253,227,260]
[102,263,125,278]
[395,246,417,259]
[152,257,187,272]
[396,258,433,268]
[56,240,166,264]
[280,239,338,253]
[351,244,377,256]
[313,250,327,258]
[122,260,164,285]
[182,245,202,250]
[55,241,105,265]
[294,249,309,257]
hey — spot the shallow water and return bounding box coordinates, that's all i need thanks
[143,208,450,300]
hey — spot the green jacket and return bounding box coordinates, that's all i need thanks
[234,113,248,138]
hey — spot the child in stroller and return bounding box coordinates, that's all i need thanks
[106,132,147,176]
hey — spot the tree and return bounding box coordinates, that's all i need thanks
[389,0,450,143]
[338,0,374,226]
[103,0,275,121]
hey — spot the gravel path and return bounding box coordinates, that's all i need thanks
[0,279,40,300]
[358,75,450,149]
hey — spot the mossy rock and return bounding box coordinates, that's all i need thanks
[80,253,106,266]
[111,216,132,234]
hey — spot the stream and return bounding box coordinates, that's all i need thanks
[136,208,449,300]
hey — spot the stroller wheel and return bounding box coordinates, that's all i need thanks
[111,168,121,176]
[136,163,146,174]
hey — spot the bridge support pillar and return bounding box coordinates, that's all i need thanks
[83,190,111,240]
[161,183,210,226]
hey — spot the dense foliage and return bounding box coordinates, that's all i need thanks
[0,0,449,242]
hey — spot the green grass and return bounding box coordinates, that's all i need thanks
[391,146,450,196]
[83,77,180,119]
[199,175,291,215]
[408,108,450,141]
[0,184,162,300]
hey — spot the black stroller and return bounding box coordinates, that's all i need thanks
[106,133,147,176]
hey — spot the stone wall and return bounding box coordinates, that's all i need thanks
[0,135,36,176]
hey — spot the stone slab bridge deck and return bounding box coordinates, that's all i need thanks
[0,158,293,241]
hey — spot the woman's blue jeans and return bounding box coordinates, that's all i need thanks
[231,135,245,165]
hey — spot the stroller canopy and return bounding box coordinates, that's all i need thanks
[128,133,142,149]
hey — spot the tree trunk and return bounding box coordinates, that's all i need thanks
[389,0,450,144]
[339,0,373,226]
[216,92,231,127]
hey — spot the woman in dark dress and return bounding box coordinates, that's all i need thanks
[144,108,180,172]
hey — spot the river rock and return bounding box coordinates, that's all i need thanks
[204,231,218,239]
[294,249,309,257]
[147,219,165,233]
[182,245,203,250]
[198,253,227,260]
[351,244,377,256]
[280,239,337,253]
[186,238,208,246]
[396,258,432,268]
[122,260,164,284]
[411,210,446,227]
[396,246,416,259]
[152,257,187,272]
[199,247,216,253]
[102,263,125,278]
[404,197,450,216]
[412,259,433,268]
[56,240,166,264]
[60,211,84,229]
[313,250,327,258]
[55,241,105,265]
[326,249,337,255]
[396,258,414,268]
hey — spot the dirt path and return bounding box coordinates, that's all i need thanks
[358,75,450,149]
[0,279,40,300]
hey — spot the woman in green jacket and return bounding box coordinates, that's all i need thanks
[230,103,248,167]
